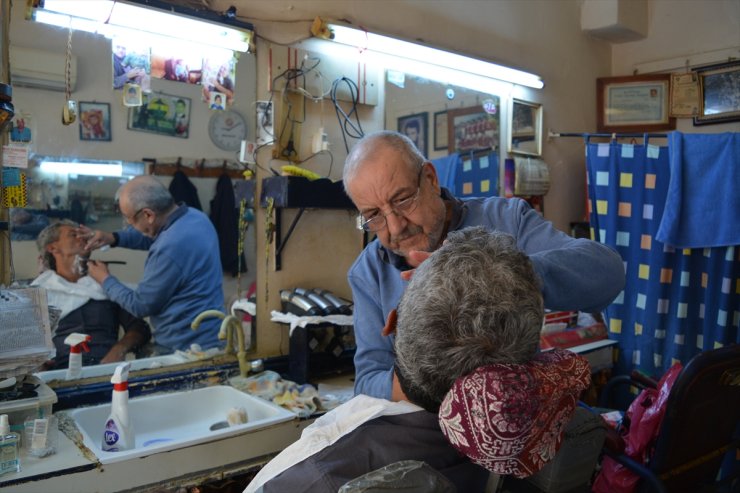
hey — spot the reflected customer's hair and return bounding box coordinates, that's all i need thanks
[123,176,174,214]
[342,130,425,195]
[395,226,544,412]
[36,219,78,272]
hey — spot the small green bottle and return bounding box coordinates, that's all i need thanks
[0,414,21,476]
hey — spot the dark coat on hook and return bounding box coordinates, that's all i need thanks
[210,173,246,276]
[169,170,202,211]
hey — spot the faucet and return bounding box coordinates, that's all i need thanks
[191,310,250,378]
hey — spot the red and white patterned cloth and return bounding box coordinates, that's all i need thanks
[438,348,591,478]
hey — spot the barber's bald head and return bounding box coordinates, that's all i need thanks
[118,176,175,237]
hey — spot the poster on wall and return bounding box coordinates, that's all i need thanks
[9,112,33,145]
[127,93,191,138]
[112,37,152,91]
[201,54,236,106]
[79,102,112,141]
[150,45,204,85]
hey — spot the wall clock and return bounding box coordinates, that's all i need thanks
[208,110,247,151]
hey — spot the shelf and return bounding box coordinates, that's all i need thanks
[261,176,357,270]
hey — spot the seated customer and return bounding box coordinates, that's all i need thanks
[245,227,590,492]
[31,220,151,370]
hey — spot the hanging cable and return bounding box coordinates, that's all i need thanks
[331,77,364,153]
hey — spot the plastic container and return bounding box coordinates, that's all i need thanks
[0,376,57,435]
[24,415,58,457]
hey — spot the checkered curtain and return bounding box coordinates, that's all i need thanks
[585,140,739,378]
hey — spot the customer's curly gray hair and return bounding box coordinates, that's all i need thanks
[395,226,544,412]
[36,219,78,272]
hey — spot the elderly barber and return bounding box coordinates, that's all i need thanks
[81,176,224,352]
[32,220,151,369]
[344,130,625,400]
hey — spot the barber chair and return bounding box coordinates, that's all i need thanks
[596,344,740,493]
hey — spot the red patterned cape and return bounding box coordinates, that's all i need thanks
[438,348,591,478]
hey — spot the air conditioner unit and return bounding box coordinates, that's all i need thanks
[10,46,77,92]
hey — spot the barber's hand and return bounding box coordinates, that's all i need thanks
[400,250,433,281]
[86,260,110,284]
[80,227,115,252]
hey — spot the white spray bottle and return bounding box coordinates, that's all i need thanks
[64,333,91,380]
[102,362,134,452]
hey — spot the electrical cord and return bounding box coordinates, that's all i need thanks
[331,77,364,153]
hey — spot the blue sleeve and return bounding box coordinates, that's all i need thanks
[513,200,625,312]
[116,226,154,251]
[349,266,395,400]
[103,247,182,319]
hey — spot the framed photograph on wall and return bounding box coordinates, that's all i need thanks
[597,74,675,132]
[127,93,191,138]
[508,99,542,156]
[693,60,740,126]
[79,102,112,141]
[447,103,500,154]
[398,112,428,156]
[433,110,448,151]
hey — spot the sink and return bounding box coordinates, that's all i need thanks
[66,385,296,464]
[37,354,190,383]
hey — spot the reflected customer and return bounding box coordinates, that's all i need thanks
[32,220,151,370]
[343,130,625,400]
[81,176,224,353]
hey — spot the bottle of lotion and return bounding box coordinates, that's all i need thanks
[102,362,134,452]
[64,333,91,380]
[0,414,20,476]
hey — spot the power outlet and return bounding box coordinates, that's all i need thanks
[312,128,328,154]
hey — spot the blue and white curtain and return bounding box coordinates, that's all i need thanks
[585,139,739,378]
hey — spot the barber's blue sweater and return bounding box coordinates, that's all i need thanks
[102,205,225,351]
[348,193,625,400]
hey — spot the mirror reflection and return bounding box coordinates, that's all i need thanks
[6,3,257,385]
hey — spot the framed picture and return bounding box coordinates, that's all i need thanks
[508,99,542,156]
[693,60,740,126]
[398,112,428,156]
[447,103,500,154]
[433,110,448,151]
[127,93,191,139]
[597,74,675,132]
[79,102,111,141]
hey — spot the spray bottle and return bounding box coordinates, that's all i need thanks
[64,333,91,380]
[102,362,134,452]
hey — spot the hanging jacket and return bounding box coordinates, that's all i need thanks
[210,172,246,276]
[168,170,202,210]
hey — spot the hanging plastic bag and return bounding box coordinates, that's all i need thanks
[592,363,683,493]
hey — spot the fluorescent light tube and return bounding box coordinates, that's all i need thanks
[328,23,543,89]
[36,0,252,52]
[40,161,123,177]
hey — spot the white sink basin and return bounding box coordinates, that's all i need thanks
[37,354,190,383]
[67,385,296,464]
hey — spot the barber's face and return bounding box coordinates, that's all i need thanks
[348,147,447,264]
[119,194,158,238]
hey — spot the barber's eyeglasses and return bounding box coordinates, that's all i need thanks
[121,208,144,226]
[358,166,424,233]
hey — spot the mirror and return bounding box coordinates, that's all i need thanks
[5,3,257,385]
[508,99,543,156]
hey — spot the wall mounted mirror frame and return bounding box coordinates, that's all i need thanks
[508,98,543,156]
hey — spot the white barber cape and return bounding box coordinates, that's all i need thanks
[31,270,108,321]
[244,394,421,493]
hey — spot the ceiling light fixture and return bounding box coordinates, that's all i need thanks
[31,0,253,53]
[325,22,544,90]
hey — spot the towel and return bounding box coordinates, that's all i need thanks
[656,132,740,248]
[430,153,459,191]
